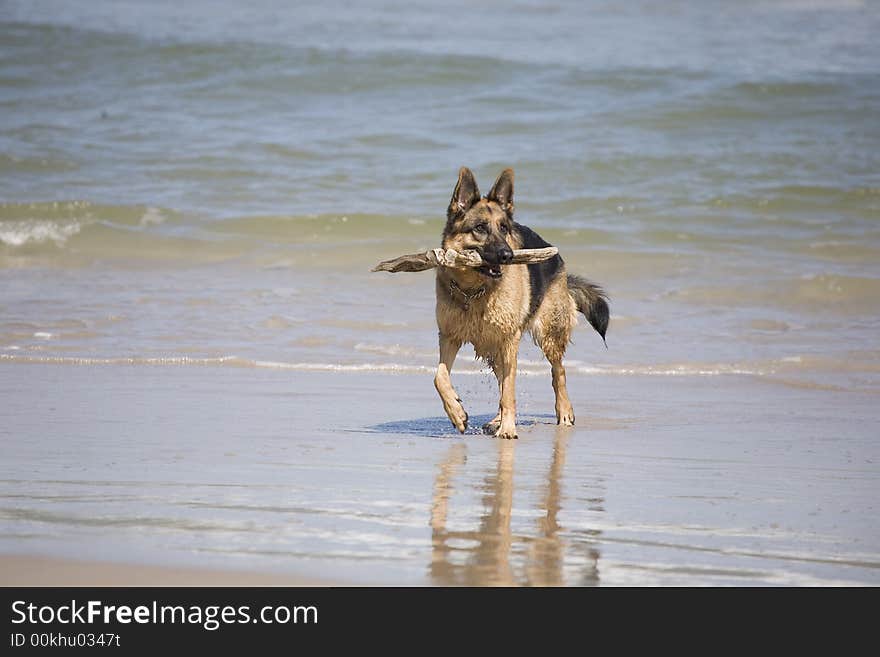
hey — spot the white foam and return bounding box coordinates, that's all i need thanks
[139,207,166,226]
[575,363,767,376]
[252,360,435,373]
[0,354,240,367]
[353,342,431,357]
[0,220,81,246]
[0,354,833,380]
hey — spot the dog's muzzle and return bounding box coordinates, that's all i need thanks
[478,245,513,279]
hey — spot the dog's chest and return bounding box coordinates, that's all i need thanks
[438,288,528,355]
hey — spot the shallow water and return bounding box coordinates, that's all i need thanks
[2,1,879,392]
[1,0,879,584]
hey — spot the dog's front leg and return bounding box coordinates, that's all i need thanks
[435,334,468,433]
[493,338,520,440]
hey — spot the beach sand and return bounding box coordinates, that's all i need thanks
[0,554,326,587]
[2,362,877,586]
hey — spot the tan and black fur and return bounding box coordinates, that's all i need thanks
[434,167,608,439]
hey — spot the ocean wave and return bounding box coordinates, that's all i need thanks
[3,353,877,381]
[0,201,226,263]
[0,354,438,374]
[0,19,541,95]
[0,219,81,246]
[0,201,439,260]
[668,273,880,313]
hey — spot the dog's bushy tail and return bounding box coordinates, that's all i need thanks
[567,274,609,345]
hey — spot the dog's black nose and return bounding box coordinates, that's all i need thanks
[498,246,513,264]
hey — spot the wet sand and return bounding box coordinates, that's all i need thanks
[0,554,326,586]
[1,362,877,586]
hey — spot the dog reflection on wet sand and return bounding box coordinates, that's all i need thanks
[429,427,601,586]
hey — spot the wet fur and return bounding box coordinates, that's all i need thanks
[434,167,609,439]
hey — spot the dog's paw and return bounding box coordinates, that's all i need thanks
[494,424,518,440]
[482,417,501,435]
[556,406,575,427]
[557,413,575,427]
[443,397,469,433]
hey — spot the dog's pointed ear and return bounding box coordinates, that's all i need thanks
[487,168,514,213]
[448,167,481,218]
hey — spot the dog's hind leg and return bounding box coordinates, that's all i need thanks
[550,358,575,427]
[482,407,502,435]
[482,359,504,434]
[534,304,576,427]
[435,334,468,433]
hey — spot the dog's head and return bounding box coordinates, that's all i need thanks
[442,167,518,280]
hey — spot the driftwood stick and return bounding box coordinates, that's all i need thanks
[372,246,558,273]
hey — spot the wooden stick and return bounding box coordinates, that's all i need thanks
[371,246,558,273]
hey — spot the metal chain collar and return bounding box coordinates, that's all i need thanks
[448,279,486,311]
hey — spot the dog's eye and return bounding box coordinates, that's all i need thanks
[472,224,488,236]
[500,224,509,234]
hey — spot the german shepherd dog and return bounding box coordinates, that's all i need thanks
[435,167,609,439]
